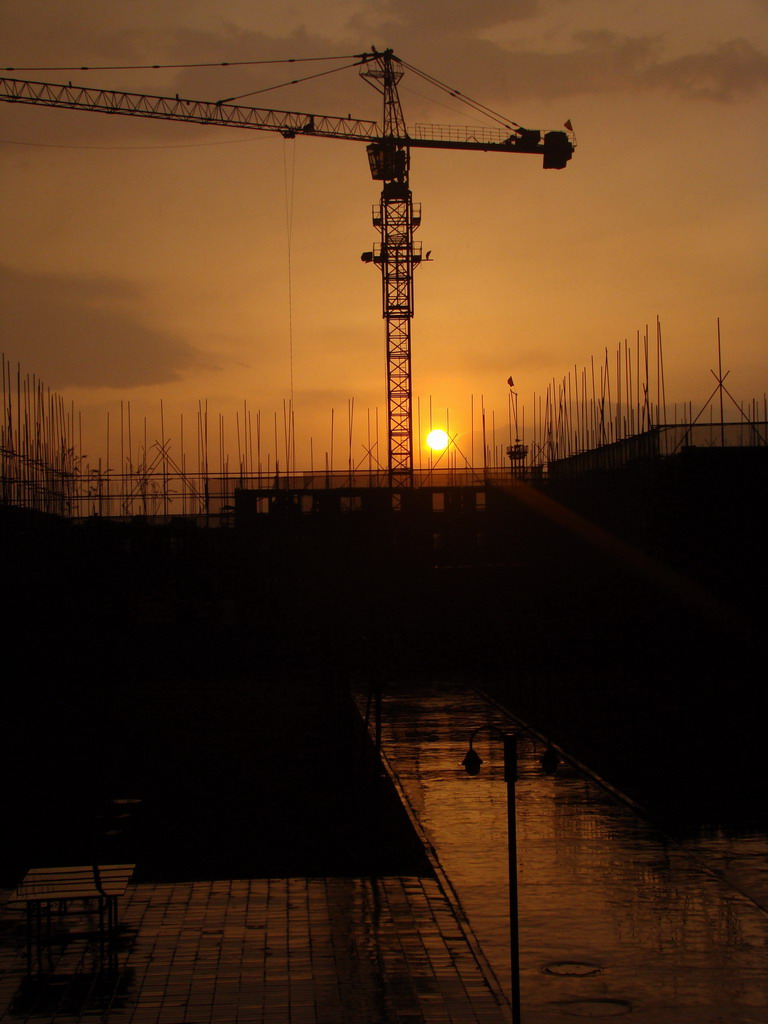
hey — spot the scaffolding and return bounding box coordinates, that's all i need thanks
[3,323,766,522]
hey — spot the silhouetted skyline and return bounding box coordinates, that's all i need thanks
[1,1,766,464]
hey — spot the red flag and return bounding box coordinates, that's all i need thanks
[564,119,573,131]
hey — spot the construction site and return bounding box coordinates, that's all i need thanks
[2,44,766,824]
[1,44,767,1022]
[3,328,766,816]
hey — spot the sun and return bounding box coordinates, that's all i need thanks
[426,429,450,451]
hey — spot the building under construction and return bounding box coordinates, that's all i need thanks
[0,50,763,812]
[2,346,767,828]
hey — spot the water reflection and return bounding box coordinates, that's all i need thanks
[366,680,768,1023]
[674,826,768,912]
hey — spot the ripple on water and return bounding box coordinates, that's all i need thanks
[553,998,632,1017]
[543,961,603,977]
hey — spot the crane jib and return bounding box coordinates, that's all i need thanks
[0,77,381,142]
[0,77,573,166]
[0,58,575,485]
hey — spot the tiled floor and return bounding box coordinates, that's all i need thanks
[0,876,512,1023]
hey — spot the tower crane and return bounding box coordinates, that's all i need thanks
[0,48,574,488]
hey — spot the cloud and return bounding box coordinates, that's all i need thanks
[644,37,768,101]
[4,6,764,154]
[382,30,768,105]
[374,0,538,33]
[546,31,768,103]
[0,266,207,387]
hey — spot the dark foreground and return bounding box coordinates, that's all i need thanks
[1,667,430,887]
[3,446,766,885]
[1,468,766,1022]
[0,876,513,1024]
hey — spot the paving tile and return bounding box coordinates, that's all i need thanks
[1,873,511,1022]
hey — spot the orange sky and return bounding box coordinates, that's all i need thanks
[1,1,766,470]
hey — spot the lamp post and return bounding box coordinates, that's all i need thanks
[462,725,522,1024]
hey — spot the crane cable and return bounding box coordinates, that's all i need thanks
[0,136,271,151]
[397,58,522,131]
[3,55,368,72]
[216,56,370,105]
[3,50,519,131]
[283,141,296,416]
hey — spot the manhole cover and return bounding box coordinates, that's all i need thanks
[543,961,602,977]
[555,999,632,1018]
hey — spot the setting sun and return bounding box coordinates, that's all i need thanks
[426,429,450,451]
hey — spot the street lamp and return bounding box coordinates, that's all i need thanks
[462,725,522,1024]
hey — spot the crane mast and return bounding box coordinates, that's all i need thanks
[360,51,418,489]
[0,51,574,489]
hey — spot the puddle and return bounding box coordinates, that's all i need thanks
[365,680,768,1023]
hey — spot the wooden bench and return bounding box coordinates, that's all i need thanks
[7,863,135,973]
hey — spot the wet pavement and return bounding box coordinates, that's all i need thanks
[0,875,511,1023]
[363,680,768,1023]
[1,678,766,1023]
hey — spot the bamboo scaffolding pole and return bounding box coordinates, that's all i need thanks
[236,408,243,482]
[256,409,262,481]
